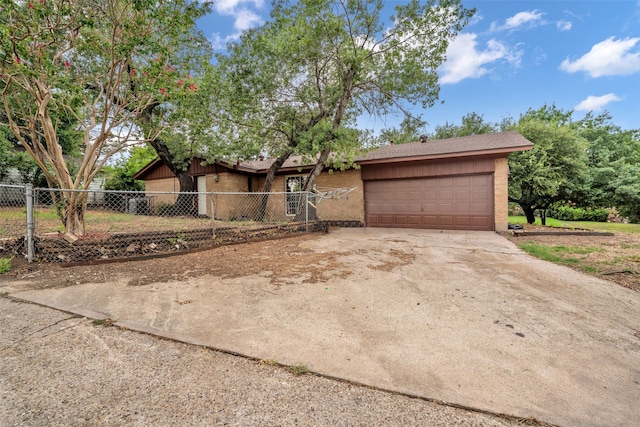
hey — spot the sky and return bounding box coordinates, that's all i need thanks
[196,0,640,133]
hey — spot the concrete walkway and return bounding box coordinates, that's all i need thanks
[9,228,640,427]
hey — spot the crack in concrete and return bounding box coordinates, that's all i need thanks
[0,315,82,352]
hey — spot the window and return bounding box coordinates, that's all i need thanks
[285,176,305,216]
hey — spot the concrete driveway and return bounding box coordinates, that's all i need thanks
[10,228,640,426]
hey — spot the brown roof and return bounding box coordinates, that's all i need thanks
[237,156,311,172]
[357,131,532,164]
[134,131,532,179]
[239,131,533,170]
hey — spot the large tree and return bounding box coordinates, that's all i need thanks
[576,112,640,222]
[216,0,474,196]
[431,112,497,139]
[0,0,210,236]
[373,115,429,146]
[0,126,16,182]
[131,19,214,215]
[508,106,588,224]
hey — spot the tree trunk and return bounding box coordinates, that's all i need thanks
[303,147,331,193]
[258,150,292,221]
[139,103,196,216]
[174,170,197,216]
[523,206,536,224]
[293,147,332,222]
[302,65,356,194]
[62,191,87,239]
[148,137,196,216]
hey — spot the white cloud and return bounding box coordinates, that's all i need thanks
[504,10,544,29]
[440,34,521,84]
[214,0,264,31]
[233,9,262,31]
[208,0,265,50]
[209,32,242,51]
[574,93,622,111]
[557,20,572,31]
[560,37,640,77]
[490,10,544,32]
[214,0,264,15]
[468,13,484,27]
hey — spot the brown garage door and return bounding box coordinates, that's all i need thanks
[365,175,494,230]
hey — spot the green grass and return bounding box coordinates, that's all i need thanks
[581,265,598,274]
[1,206,213,236]
[518,242,605,273]
[286,364,309,376]
[519,242,589,267]
[517,242,610,274]
[550,245,605,255]
[0,257,12,274]
[509,216,640,233]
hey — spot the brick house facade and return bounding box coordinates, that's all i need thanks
[133,131,532,231]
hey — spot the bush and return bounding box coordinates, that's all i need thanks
[548,205,609,222]
[0,257,12,274]
[508,203,523,216]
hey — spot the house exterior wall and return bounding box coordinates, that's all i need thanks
[493,157,509,232]
[206,171,250,193]
[206,172,254,219]
[266,169,364,221]
[141,158,504,228]
[315,169,364,222]
[144,177,180,209]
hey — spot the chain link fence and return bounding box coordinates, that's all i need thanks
[1,184,339,263]
[0,184,31,258]
[0,184,27,238]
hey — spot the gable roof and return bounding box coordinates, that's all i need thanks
[236,156,312,172]
[133,131,532,180]
[234,131,533,169]
[357,131,533,165]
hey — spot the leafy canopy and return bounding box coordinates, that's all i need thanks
[214,0,474,174]
[0,0,211,235]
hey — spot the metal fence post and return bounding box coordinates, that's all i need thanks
[211,198,215,237]
[305,191,309,231]
[25,184,34,262]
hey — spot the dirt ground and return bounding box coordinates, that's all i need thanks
[2,227,639,294]
[7,227,640,427]
[1,233,342,291]
[505,226,640,293]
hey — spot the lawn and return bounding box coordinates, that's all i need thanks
[508,216,640,233]
[507,216,640,292]
[0,206,215,236]
[1,206,292,239]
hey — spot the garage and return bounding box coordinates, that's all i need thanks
[357,132,534,231]
[364,174,494,230]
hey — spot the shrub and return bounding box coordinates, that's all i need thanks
[0,257,13,274]
[155,202,174,216]
[548,205,609,222]
[508,203,524,216]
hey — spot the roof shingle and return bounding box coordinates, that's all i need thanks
[134,131,533,179]
[358,131,532,163]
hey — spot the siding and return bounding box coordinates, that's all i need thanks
[361,157,495,181]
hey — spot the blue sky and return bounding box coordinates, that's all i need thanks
[197,1,640,132]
